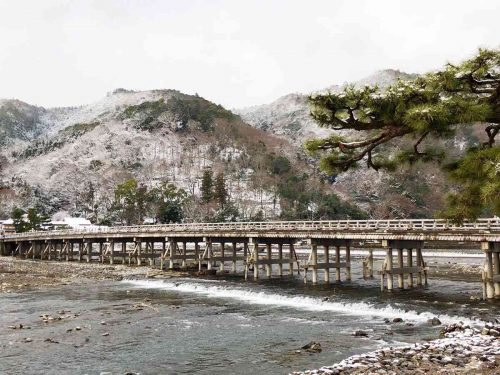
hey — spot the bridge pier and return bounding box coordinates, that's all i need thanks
[246,238,297,280]
[381,240,425,291]
[305,239,351,284]
[482,242,500,299]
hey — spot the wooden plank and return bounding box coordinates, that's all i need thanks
[308,262,348,269]
[380,266,424,275]
[209,256,246,262]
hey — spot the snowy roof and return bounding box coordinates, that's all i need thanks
[64,217,92,226]
[0,219,14,225]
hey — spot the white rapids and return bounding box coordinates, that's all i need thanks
[123,279,479,326]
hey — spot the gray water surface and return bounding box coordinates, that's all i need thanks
[1,258,498,375]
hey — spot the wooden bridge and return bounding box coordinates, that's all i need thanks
[1,218,500,299]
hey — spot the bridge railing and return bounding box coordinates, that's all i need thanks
[2,218,499,240]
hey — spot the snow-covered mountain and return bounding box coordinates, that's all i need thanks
[0,89,304,220]
[0,69,470,222]
[235,70,417,145]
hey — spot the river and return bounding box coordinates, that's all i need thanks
[0,256,498,375]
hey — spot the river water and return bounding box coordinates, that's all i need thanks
[0,257,498,375]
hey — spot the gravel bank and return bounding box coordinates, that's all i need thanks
[292,324,499,375]
[0,256,186,293]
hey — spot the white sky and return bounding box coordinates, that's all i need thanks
[0,0,499,109]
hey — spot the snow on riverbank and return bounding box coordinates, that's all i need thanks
[292,324,499,375]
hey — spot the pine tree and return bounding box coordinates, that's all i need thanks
[27,208,43,231]
[201,169,213,203]
[213,172,228,208]
[305,48,500,221]
[11,207,27,233]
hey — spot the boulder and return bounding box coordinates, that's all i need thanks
[353,330,369,337]
[428,317,442,326]
[301,341,322,353]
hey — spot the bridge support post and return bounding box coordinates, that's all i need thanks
[407,249,414,288]
[86,242,92,263]
[310,244,318,284]
[220,242,225,272]
[266,243,272,278]
[335,246,341,282]
[386,248,394,291]
[345,242,351,281]
[121,242,127,264]
[181,242,187,269]
[278,243,283,277]
[232,242,237,273]
[251,240,259,279]
[207,240,213,270]
[494,251,500,297]
[150,242,155,267]
[195,242,200,272]
[481,242,496,299]
[323,245,330,284]
[397,248,404,289]
[363,249,374,278]
[289,243,294,275]
[136,240,142,266]
[169,240,176,270]
[109,241,114,265]
[99,243,103,263]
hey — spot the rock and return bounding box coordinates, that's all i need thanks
[488,329,499,337]
[481,327,490,335]
[75,326,82,331]
[24,337,32,343]
[353,330,369,337]
[392,318,403,323]
[301,341,322,353]
[100,321,107,325]
[428,317,442,326]
[102,332,110,336]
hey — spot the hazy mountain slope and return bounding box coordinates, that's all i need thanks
[236,70,417,145]
[0,99,47,146]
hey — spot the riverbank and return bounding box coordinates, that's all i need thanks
[0,256,187,293]
[292,324,499,375]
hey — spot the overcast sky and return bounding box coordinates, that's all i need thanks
[0,0,499,109]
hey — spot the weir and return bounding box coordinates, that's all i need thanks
[1,218,500,299]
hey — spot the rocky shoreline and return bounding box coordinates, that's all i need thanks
[292,323,499,375]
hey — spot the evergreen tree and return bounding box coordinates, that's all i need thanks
[213,172,228,208]
[11,207,27,233]
[27,208,43,231]
[305,48,500,221]
[200,169,213,203]
[151,181,187,223]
